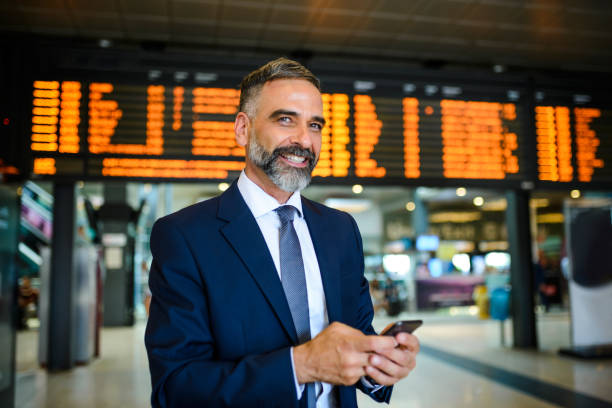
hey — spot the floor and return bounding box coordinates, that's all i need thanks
[14,311,612,408]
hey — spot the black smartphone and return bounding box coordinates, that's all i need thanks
[380,320,422,336]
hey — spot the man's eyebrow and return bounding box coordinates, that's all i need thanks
[268,109,298,119]
[312,116,326,127]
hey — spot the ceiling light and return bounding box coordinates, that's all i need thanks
[570,189,581,199]
[456,187,467,197]
[473,196,484,206]
[405,201,416,211]
[218,182,229,192]
[98,38,112,48]
[324,198,371,213]
[493,64,505,73]
[352,184,363,194]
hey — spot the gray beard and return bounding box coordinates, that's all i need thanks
[246,133,317,193]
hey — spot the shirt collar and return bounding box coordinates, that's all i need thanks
[237,171,303,219]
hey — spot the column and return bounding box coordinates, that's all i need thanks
[48,182,77,370]
[505,190,537,348]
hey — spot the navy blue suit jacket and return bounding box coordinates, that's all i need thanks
[145,181,392,407]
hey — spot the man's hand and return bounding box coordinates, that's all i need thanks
[364,332,419,386]
[293,322,397,386]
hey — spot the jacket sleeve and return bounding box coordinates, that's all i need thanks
[346,213,394,404]
[144,217,298,408]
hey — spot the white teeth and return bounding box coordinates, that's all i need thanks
[285,154,306,163]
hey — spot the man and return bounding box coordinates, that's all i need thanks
[145,58,419,408]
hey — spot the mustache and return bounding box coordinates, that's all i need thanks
[272,145,316,162]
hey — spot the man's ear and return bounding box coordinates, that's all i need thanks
[235,112,250,147]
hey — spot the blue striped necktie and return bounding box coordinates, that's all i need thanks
[275,205,316,408]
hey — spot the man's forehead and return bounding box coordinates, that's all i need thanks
[260,78,322,99]
[255,80,321,115]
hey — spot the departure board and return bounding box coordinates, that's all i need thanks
[26,76,610,188]
[535,88,612,186]
[31,81,246,180]
[28,79,531,185]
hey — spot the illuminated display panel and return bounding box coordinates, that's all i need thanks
[29,78,534,185]
[574,107,605,182]
[32,81,246,180]
[348,93,527,183]
[403,98,420,178]
[535,89,612,185]
[439,100,519,179]
[313,93,350,177]
[535,106,573,182]
[32,81,82,154]
[353,95,386,178]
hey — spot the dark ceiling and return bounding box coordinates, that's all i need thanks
[2,0,612,73]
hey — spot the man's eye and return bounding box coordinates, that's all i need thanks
[278,116,292,123]
[310,122,323,131]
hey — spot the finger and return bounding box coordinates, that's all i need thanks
[369,354,405,379]
[374,347,412,367]
[395,333,420,352]
[362,335,397,352]
[364,365,397,386]
[349,351,374,368]
[341,366,367,385]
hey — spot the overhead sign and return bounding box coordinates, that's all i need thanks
[26,76,612,187]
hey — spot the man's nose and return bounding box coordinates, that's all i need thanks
[289,122,313,149]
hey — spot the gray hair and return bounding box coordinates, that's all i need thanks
[238,57,321,117]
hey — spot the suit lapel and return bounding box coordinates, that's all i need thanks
[302,198,343,324]
[218,182,298,344]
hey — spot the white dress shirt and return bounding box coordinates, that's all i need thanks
[237,171,335,408]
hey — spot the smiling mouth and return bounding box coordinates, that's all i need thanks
[281,153,308,165]
[271,145,316,170]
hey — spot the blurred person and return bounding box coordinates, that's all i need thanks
[17,276,39,329]
[383,277,403,317]
[415,261,430,279]
[145,58,419,408]
[369,277,387,315]
[534,250,559,312]
[141,259,152,316]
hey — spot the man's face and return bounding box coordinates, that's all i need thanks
[243,79,324,193]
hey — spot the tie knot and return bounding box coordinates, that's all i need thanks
[275,205,298,224]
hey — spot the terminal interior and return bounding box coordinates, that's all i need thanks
[2,1,612,407]
[9,181,612,408]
